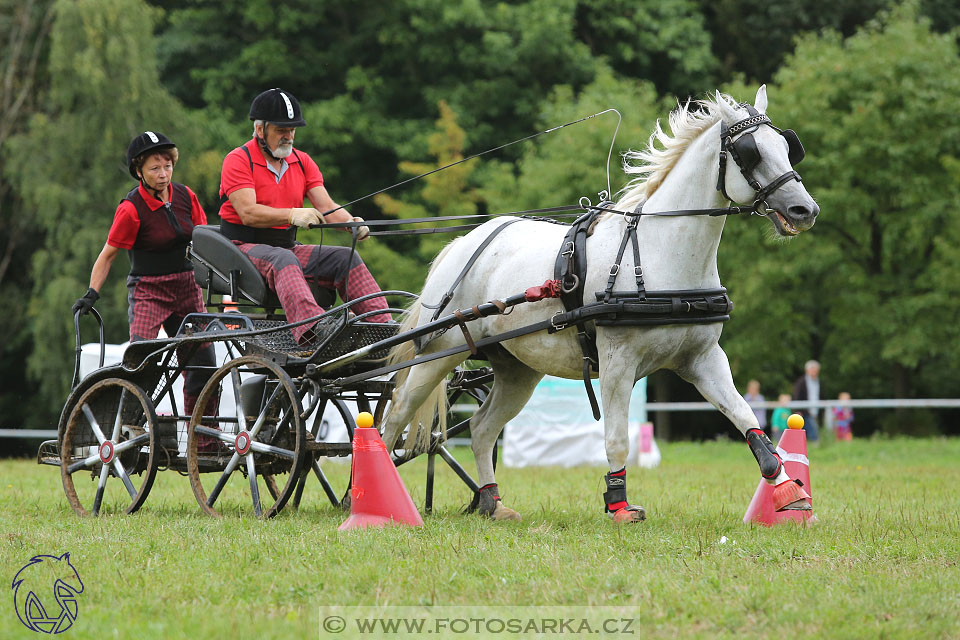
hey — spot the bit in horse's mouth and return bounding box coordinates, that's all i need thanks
[774,211,800,236]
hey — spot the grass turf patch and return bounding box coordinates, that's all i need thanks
[1,437,958,639]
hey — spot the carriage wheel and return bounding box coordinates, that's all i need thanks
[60,378,158,516]
[186,355,305,518]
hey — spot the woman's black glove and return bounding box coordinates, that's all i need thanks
[72,288,99,315]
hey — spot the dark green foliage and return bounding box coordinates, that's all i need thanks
[719,4,960,434]
[4,0,960,436]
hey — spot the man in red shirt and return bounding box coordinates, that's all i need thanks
[218,88,391,344]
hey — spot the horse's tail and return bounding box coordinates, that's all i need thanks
[386,238,461,452]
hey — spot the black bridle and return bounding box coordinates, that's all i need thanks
[717,103,805,213]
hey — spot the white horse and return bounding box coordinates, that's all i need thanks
[381,86,819,522]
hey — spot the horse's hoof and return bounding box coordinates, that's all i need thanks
[779,498,812,511]
[491,502,522,521]
[773,479,812,512]
[610,506,646,523]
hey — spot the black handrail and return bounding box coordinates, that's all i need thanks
[72,308,105,389]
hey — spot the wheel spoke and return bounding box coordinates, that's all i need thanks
[67,451,101,474]
[246,454,262,517]
[92,462,110,516]
[112,432,150,454]
[247,440,296,460]
[195,424,234,443]
[81,404,107,444]
[247,383,283,439]
[206,452,242,507]
[110,388,128,441]
[231,367,247,432]
[111,458,138,499]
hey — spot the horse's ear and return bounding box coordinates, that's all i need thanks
[754,85,768,114]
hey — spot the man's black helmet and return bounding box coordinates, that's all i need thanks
[126,131,176,179]
[249,88,306,127]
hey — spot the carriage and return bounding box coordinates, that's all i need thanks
[39,86,818,522]
[39,225,498,518]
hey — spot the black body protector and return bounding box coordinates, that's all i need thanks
[745,428,784,480]
[477,483,501,517]
[603,468,645,520]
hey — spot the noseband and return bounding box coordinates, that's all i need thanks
[717,104,805,212]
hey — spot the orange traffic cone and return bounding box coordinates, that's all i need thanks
[743,427,815,526]
[339,420,424,531]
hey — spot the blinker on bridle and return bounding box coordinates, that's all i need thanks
[717,103,805,214]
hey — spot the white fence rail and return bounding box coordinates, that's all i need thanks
[5,399,959,442]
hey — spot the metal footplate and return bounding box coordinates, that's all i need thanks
[37,440,60,467]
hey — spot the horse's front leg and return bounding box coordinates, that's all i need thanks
[678,344,812,512]
[599,360,646,524]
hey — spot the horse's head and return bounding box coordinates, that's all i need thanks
[716,85,819,237]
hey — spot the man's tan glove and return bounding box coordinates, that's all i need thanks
[288,208,321,228]
[352,216,370,241]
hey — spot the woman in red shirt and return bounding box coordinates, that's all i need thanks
[73,132,218,438]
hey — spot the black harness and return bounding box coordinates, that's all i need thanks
[552,106,804,419]
[410,105,804,420]
[550,202,734,418]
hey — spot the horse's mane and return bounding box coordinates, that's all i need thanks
[616,92,742,212]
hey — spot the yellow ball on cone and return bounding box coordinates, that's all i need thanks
[787,413,804,429]
[356,411,375,429]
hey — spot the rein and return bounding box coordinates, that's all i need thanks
[310,199,766,237]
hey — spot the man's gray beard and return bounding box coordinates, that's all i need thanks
[272,142,293,158]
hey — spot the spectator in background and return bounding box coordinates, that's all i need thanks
[793,359,822,443]
[770,393,792,442]
[743,379,767,435]
[833,391,854,441]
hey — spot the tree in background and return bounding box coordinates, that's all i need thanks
[479,68,665,212]
[718,3,960,434]
[149,0,720,220]
[373,101,481,276]
[0,0,53,434]
[698,0,891,83]
[6,0,203,418]
[574,0,715,99]
[5,0,960,437]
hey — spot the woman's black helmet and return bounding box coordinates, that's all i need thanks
[126,131,176,179]
[249,88,306,127]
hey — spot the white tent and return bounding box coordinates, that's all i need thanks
[503,376,655,468]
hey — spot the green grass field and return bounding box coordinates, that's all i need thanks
[2,437,959,639]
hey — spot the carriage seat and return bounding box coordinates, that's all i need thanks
[189,225,334,309]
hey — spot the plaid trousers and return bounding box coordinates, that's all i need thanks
[126,271,217,417]
[234,242,391,341]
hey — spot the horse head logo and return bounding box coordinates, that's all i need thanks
[12,553,84,634]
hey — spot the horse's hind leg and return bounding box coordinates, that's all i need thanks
[380,353,467,452]
[469,352,543,521]
[678,344,812,511]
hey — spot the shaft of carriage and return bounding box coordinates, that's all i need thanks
[314,279,563,376]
